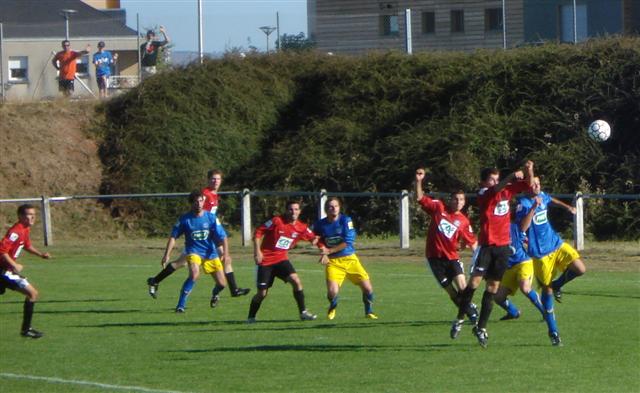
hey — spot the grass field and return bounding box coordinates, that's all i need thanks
[1,236,639,393]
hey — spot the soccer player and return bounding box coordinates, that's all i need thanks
[0,204,51,338]
[313,197,377,320]
[414,169,479,335]
[516,176,586,346]
[147,169,249,300]
[452,161,534,347]
[160,190,228,312]
[247,201,318,323]
[494,221,545,321]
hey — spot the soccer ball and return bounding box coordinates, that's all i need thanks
[587,120,611,142]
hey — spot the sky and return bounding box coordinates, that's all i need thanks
[120,0,307,54]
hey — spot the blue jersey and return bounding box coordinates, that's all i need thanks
[313,214,356,258]
[171,211,226,259]
[93,51,113,77]
[515,192,563,258]
[507,223,530,268]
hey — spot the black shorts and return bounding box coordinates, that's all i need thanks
[256,260,296,289]
[58,79,74,92]
[96,75,108,89]
[427,258,464,288]
[472,245,512,281]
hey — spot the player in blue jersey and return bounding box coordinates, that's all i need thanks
[313,198,377,320]
[516,177,586,345]
[494,222,545,321]
[92,41,117,99]
[160,190,228,312]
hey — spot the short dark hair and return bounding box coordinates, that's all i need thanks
[97,41,105,48]
[324,197,342,210]
[17,204,35,216]
[61,40,70,46]
[207,169,223,179]
[480,167,500,182]
[188,190,203,204]
[146,30,155,38]
[449,189,466,198]
[286,200,302,209]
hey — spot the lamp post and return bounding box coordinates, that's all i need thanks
[259,26,276,54]
[60,9,77,40]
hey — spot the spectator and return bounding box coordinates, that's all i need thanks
[93,41,118,99]
[52,40,90,97]
[140,26,170,79]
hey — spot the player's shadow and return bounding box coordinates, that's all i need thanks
[35,308,144,315]
[0,298,123,305]
[167,343,453,354]
[562,290,640,300]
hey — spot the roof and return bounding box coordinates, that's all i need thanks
[0,0,138,39]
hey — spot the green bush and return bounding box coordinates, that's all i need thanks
[98,38,640,239]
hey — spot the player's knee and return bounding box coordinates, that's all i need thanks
[573,260,586,275]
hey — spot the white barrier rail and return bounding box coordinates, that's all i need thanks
[1,191,638,250]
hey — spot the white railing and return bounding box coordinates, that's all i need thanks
[1,191,639,250]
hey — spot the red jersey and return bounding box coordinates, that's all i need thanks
[0,222,32,270]
[419,196,476,260]
[201,187,219,214]
[255,216,315,266]
[54,50,82,81]
[477,180,530,246]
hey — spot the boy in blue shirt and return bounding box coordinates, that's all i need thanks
[92,41,117,98]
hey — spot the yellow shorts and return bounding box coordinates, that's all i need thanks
[533,243,581,286]
[186,254,223,274]
[326,254,370,286]
[500,260,534,295]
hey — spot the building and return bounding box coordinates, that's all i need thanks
[0,0,139,100]
[308,0,640,54]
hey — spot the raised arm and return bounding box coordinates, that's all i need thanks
[519,197,541,232]
[159,26,170,45]
[415,168,425,201]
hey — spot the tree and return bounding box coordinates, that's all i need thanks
[278,32,315,52]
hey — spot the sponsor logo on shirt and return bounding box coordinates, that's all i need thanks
[275,236,294,250]
[325,236,343,247]
[438,218,458,239]
[9,232,19,242]
[191,230,210,240]
[533,210,548,225]
[494,200,509,216]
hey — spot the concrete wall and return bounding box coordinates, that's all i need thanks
[1,37,138,100]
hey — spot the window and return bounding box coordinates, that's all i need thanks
[560,4,588,42]
[381,14,400,36]
[422,11,435,34]
[76,55,89,76]
[485,8,503,32]
[8,56,28,82]
[451,10,464,33]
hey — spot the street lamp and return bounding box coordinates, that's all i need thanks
[60,9,77,40]
[259,26,276,54]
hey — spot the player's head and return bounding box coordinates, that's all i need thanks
[448,190,466,213]
[188,190,205,212]
[207,169,223,191]
[324,197,341,218]
[17,204,36,227]
[285,200,302,222]
[61,40,71,50]
[480,167,500,188]
[531,176,542,195]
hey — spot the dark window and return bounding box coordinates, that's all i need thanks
[451,10,464,33]
[422,11,435,34]
[485,8,503,31]
[381,14,400,36]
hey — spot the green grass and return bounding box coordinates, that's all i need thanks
[1,238,639,393]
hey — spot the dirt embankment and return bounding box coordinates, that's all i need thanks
[0,100,120,239]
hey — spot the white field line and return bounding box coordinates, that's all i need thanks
[0,373,193,393]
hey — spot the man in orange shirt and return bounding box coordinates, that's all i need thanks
[52,40,90,97]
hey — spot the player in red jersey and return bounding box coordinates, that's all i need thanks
[147,169,250,301]
[247,201,318,322]
[0,204,51,338]
[453,160,534,347]
[414,169,479,334]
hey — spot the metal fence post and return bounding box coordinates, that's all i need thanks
[573,192,584,251]
[40,196,52,246]
[241,189,251,247]
[319,189,327,220]
[399,190,410,249]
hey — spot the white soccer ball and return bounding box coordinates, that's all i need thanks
[587,120,611,142]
